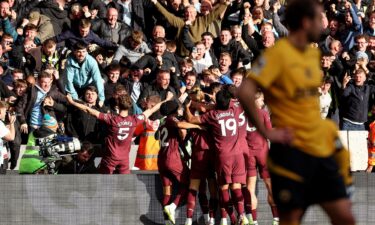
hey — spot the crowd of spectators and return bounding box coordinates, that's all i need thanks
[0,0,373,173]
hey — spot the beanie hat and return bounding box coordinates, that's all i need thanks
[42,114,58,131]
[160,101,179,116]
[356,51,368,60]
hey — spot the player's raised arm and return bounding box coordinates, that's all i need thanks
[142,91,174,119]
[175,121,203,130]
[184,101,202,124]
[66,94,100,118]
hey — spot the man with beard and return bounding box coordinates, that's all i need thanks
[238,0,355,225]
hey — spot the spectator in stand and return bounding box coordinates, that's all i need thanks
[91,7,132,46]
[7,79,28,169]
[36,0,70,35]
[80,0,107,19]
[340,1,363,51]
[319,76,333,119]
[106,0,153,34]
[341,68,374,130]
[218,52,232,77]
[122,65,147,108]
[134,38,180,82]
[65,86,106,144]
[150,0,230,56]
[3,18,41,46]
[16,71,66,134]
[113,30,151,64]
[65,41,105,106]
[190,41,212,74]
[54,19,118,50]
[26,39,60,75]
[365,11,375,37]
[230,67,245,88]
[148,25,166,48]
[18,11,55,43]
[342,35,372,70]
[180,71,198,94]
[0,101,16,169]
[214,28,252,69]
[137,70,178,115]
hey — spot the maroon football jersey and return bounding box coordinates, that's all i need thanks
[158,116,183,167]
[98,113,145,160]
[246,108,272,150]
[200,108,241,156]
[191,129,211,151]
[231,99,247,152]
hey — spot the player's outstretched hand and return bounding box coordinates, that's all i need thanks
[265,128,294,145]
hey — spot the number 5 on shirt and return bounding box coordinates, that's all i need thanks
[118,127,130,140]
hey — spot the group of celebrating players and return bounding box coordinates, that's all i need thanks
[156,85,277,225]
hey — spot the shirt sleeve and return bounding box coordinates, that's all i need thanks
[98,113,112,125]
[199,111,213,125]
[246,47,282,88]
[0,122,9,139]
[134,114,146,126]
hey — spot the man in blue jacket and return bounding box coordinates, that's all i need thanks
[65,41,105,107]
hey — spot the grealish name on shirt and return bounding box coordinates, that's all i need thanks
[216,111,234,120]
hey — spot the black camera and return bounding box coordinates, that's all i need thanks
[36,134,81,158]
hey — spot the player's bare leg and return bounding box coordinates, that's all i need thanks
[247,176,257,224]
[320,198,355,225]
[264,178,279,224]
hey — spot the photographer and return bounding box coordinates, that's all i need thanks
[0,101,16,173]
[19,113,58,174]
[58,141,97,174]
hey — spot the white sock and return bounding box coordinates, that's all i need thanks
[204,213,210,222]
[169,203,176,210]
[274,217,280,221]
[185,218,193,224]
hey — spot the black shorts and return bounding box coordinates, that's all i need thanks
[268,143,348,211]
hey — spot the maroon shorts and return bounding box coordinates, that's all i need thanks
[98,157,130,174]
[216,153,246,185]
[190,148,215,180]
[158,157,189,186]
[244,146,270,179]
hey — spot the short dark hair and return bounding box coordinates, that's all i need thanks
[80,141,94,155]
[24,23,37,31]
[73,41,88,51]
[285,0,320,32]
[105,63,121,74]
[201,32,214,39]
[85,85,98,94]
[215,89,232,110]
[42,39,56,48]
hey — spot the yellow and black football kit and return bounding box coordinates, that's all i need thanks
[247,39,351,210]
